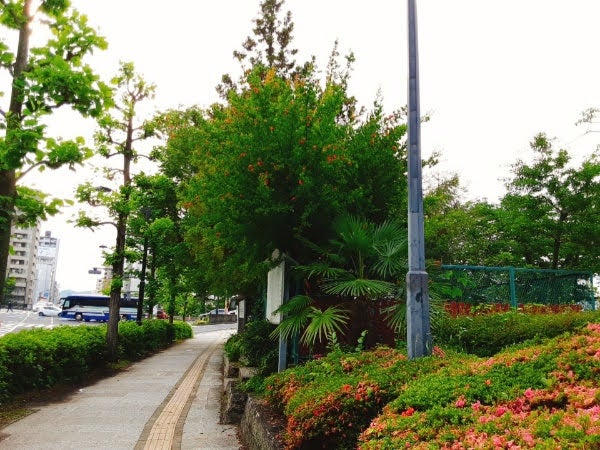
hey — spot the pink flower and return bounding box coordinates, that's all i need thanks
[524,388,535,399]
[521,430,535,446]
[494,406,507,417]
[455,396,467,408]
[471,400,482,411]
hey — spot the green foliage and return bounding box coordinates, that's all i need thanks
[0,0,112,300]
[155,55,408,295]
[0,326,106,399]
[271,295,350,349]
[232,320,279,376]
[0,320,191,402]
[272,215,406,352]
[224,333,243,362]
[500,133,600,271]
[435,310,600,356]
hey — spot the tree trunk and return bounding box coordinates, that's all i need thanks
[0,169,16,304]
[106,210,127,361]
[0,1,33,303]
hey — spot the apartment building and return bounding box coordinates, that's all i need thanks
[36,230,60,303]
[7,222,41,308]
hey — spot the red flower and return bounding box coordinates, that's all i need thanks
[401,407,415,417]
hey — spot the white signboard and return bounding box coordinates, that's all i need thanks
[266,252,285,324]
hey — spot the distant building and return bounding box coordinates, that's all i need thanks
[95,266,112,294]
[7,222,41,308]
[35,231,60,303]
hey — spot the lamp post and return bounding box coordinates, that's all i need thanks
[406,0,431,358]
[136,207,152,325]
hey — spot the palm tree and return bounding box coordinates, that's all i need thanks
[271,215,407,349]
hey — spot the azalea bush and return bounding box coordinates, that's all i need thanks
[264,346,467,449]
[359,322,600,449]
[262,317,600,449]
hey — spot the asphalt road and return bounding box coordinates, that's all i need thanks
[0,310,239,337]
[0,309,78,336]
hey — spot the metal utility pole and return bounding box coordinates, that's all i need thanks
[406,0,432,358]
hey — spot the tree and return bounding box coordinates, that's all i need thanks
[423,176,513,267]
[0,0,111,300]
[499,133,600,271]
[76,62,155,361]
[155,61,408,297]
[219,0,299,97]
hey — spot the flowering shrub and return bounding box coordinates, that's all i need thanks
[444,301,584,318]
[264,346,467,449]
[261,315,600,449]
[359,322,600,449]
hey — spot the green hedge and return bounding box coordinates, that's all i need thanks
[435,310,600,356]
[0,320,193,401]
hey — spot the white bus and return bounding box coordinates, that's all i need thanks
[59,295,138,322]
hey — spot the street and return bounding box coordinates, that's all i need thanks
[0,309,82,336]
[0,309,238,338]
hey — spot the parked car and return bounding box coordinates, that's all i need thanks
[38,305,61,317]
[156,310,168,319]
[32,301,53,312]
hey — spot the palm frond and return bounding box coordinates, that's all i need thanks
[372,220,405,245]
[301,306,350,347]
[270,306,314,342]
[333,215,373,256]
[272,295,312,316]
[383,297,448,334]
[294,264,350,280]
[372,240,407,279]
[270,295,314,341]
[322,278,395,297]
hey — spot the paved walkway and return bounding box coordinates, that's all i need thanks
[0,325,243,450]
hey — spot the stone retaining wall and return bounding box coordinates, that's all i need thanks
[222,356,284,450]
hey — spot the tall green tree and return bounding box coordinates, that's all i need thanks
[0,0,111,300]
[155,62,408,296]
[500,133,600,271]
[219,0,299,97]
[128,173,195,325]
[76,62,155,361]
[424,176,514,267]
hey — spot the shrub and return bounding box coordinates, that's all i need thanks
[0,320,192,402]
[236,320,278,375]
[224,333,243,361]
[435,310,600,356]
[264,313,600,449]
[0,326,106,399]
[359,322,600,449]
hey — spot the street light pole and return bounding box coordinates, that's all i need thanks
[406,0,431,358]
[136,207,152,325]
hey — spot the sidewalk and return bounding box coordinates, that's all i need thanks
[0,325,243,450]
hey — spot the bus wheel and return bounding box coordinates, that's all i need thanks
[74,313,83,321]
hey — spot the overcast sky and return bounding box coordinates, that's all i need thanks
[20,0,600,292]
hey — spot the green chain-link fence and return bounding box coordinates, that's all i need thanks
[434,265,596,310]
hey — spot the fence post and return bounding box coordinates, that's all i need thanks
[509,267,517,309]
